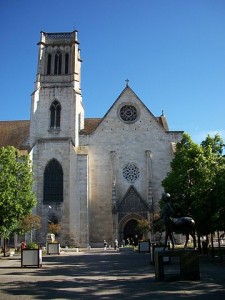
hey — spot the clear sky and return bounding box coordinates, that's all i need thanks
[1,0,225,144]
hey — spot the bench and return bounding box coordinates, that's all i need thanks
[155,249,200,281]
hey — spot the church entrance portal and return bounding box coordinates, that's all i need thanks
[123,219,140,246]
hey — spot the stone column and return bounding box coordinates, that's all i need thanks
[110,151,117,207]
[110,151,118,242]
[146,150,153,211]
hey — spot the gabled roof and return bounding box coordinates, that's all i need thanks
[80,85,171,135]
[0,118,104,147]
[157,114,169,131]
[101,85,150,121]
[80,118,102,135]
[117,185,149,212]
[0,120,30,150]
[0,87,180,144]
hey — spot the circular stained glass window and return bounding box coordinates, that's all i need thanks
[122,163,140,183]
[120,105,138,123]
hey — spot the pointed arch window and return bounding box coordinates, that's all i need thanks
[43,159,63,203]
[47,53,52,75]
[54,51,62,75]
[50,100,61,129]
[65,53,69,74]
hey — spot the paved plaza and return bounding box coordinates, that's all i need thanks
[0,248,225,299]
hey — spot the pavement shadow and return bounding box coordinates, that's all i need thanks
[0,251,225,299]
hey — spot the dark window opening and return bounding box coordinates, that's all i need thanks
[65,53,69,74]
[47,54,51,75]
[54,51,62,75]
[43,159,63,203]
[48,214,58,224]
[50,100,61,129]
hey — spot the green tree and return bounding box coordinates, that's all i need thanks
[17,214,41,242]
[192,134,225,236]
[196,134,225,256]
[162,133,225,254]
[0,146,36,255]
[213,167,225,232]
[48,223,61,236]
[136,219,149,240]
[162,133,204,216]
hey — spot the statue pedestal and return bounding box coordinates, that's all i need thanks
[155,249,200,281]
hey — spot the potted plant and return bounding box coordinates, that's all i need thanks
[17,214,42,243]
[47,240,61,255]
[136,219,151,253]
[138,239,151,253]
[47,223,61,255]
[21,242,42,268]
[9,248,15,256]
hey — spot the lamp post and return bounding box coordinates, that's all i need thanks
[47,206,52,232]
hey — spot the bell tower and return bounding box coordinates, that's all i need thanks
[30,31,84,148]
[35,31,82,92]
[29,31,88,246]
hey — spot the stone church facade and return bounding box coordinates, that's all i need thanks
[0,31,183,247]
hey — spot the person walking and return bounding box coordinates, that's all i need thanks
[114,239,119,251]
[103,240,107,251]
[21,241,26,250]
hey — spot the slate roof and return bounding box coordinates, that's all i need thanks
[80,118,102,135]
[80,115,170,134]
[0,116,171,151]
[0,120,30,150]
[157,115,169,131]
[0,119,103,150]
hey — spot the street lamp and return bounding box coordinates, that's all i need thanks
[47,206,52,223]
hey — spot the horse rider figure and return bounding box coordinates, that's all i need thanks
[161,193,175,249]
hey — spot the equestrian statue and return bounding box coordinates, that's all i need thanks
[161,193,196,250]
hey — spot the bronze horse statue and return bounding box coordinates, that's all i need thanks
[161,193,196,250]
[164,216,196,250]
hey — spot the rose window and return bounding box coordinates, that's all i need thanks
[122,163,140,183]
[119,105,138,123]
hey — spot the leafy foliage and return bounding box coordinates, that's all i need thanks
[48,223,61,235]
[26,242,39,249]
[17,214,41,234]
[136,219,149,235]
[0,146,37,238]
[162,133,225,236]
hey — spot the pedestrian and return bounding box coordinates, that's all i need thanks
[103,240,107,251]
[114,239,119,251]
[202,238,208,256]
[131,238,134,246]
[21,241,26,250]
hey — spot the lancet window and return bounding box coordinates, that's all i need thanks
[65,53,69,74]
[54,51,62,75]
[46,50,69,75]
[47,54,52,75]
[50,100,61,129]
[43,159,63,203]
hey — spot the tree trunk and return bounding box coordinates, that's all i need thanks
[217,231,223,261]
[197,235,202,254]
[3,237,6,257]
[210,233,215,258]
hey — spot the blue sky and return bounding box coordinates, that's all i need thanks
[1,0,225,144]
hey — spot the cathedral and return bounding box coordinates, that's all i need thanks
[0,31,183,247]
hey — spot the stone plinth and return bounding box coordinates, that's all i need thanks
[155,249,200,281]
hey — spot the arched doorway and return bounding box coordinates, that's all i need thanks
[123,219,140,246]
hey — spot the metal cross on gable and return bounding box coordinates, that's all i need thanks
[125,79,129,86]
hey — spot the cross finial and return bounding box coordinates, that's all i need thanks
[125,79,129,87]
